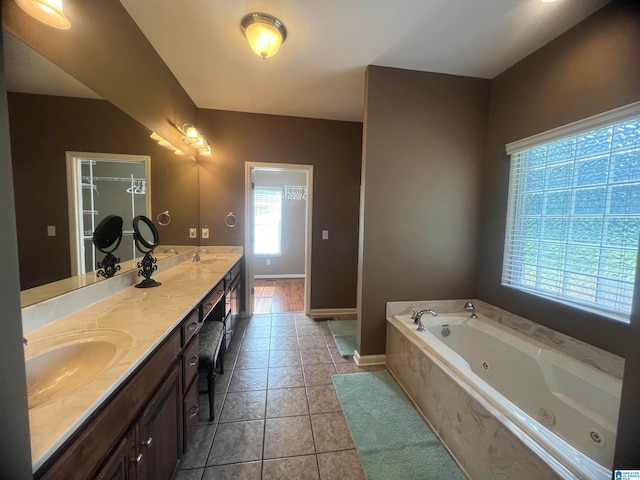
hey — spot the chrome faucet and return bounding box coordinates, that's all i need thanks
[464,301,477,319]
[164,248,179,255]
[193,248,210,262]
[411,308,437,332]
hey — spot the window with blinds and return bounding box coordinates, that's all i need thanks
[503,106,640,320]
[254,186,282,255]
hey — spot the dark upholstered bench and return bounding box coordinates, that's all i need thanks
[198,320,225,421]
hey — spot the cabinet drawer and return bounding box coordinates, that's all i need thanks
[200,281,224,321]
[182,336,199,394]
[181,309,200,347]
[183,380,199,452]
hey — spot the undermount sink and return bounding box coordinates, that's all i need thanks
[25,330,132,409]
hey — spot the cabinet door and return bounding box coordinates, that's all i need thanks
[95,426,139,480]
[137,365,182,480]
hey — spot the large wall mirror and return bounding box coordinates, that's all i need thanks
[3,30,200,306]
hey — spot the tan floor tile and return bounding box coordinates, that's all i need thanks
[303,364,337,386]
[262,455,319,480]
[311,412,354,453]
[219,390,266,422]
[235,350,269,369]
[268,366,305,389]
[269,349,301,367]
[306,386,342,414]
[264,416,315,459]
[202,461,262,480]
[296,325,324,336]
[300,348,333,366]
[241,336,270,351]
[176,468,204,480]
[270,336,300,350]
[228,368,268,392]
[266,387,309,417]
[335,362,367,374]
[244,326,271,338]
[299,335,329,349]
[207,419,264,465]
[317,450,365,480]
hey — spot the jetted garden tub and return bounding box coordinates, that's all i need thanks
[386,310,621,479]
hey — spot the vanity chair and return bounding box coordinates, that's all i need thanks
[198,319,225,421]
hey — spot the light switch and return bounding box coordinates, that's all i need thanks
[202,227,209,239]
[322,230,329,240]
[189,228,197,238]
[47,225,56,237]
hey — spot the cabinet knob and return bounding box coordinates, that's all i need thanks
[132,453,143,464]
[142,437,153,448]
[188,355,199,366]
[188,405,200,419]
[188,322,198,331]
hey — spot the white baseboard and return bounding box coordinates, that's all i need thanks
[353,351,386,366]
[254,274,305,279]
[308,308,357,318]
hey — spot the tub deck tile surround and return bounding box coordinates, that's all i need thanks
[387,300,624,379]
[23,248,242,471]
[386,323,565,480]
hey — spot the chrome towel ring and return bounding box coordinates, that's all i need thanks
[225,212,238,228]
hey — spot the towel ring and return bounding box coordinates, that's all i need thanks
[225,212,238,228]
[157,210,171,226]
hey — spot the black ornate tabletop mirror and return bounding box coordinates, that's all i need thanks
[93,215,124,279]
[133,215,161,288]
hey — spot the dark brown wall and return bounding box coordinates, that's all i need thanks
[2,0,198,156]
[478,0,640,356]
[359,66,491,355]
[196,109,362,310]
[9,93,199,289]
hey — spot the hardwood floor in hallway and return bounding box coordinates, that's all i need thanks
[254,279,305,313]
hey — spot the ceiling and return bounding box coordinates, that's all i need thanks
[6,0,611,122]
[119,0,609,122]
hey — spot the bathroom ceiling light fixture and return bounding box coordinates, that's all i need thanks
[15,0,70,29]
[240,13,287,59]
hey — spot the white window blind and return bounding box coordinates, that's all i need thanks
[503,108,640,320]
[254,186,282,255]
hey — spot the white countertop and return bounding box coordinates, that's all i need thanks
[24,251,242,472]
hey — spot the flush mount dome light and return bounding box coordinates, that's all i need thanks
[15,0,70,29]
[240,13,287,59]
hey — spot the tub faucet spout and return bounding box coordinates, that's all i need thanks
[464,301,478,319]
[412,309,437,332]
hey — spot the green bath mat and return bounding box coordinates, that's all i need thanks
[327,320,357,357]
[332,371,465,480]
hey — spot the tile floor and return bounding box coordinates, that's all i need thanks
[177,312,384,480]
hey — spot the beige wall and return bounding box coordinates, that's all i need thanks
[358,66,490,355]
[197,108,362,310]
[478,0,640,356]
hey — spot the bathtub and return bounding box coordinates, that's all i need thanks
[387,312,621,479]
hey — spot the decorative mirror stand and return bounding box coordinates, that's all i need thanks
[133,215,161,288]
[136,252,160,288]
[93,215,124,279]
[97,253,121,279]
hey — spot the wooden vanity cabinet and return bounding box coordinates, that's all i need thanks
[95,426,139,480]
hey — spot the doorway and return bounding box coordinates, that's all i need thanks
[66,152,151,276]
[245,163,313,315]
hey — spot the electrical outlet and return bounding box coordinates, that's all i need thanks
[266,259,271,266]
[47,225,56,237]
[202,227,209,239]
[322,230,329,240]
[189,228,197,238]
